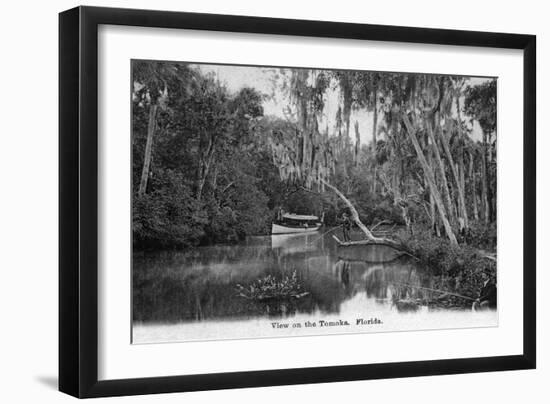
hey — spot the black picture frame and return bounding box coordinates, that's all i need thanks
[59,5,536,398]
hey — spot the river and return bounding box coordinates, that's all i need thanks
[132,230,497,344]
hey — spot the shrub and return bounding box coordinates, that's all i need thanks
[235,271,309,301]
[396,226,496,303]
[133,170,207,249]
[464,222,497,251]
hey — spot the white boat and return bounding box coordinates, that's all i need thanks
[271,213,322,235]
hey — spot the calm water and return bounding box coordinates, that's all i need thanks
[132,230,497,343]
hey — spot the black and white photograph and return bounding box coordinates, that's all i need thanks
[0,0,545,402]
[131,60,498,344]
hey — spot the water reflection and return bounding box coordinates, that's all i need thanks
[133,230,474,325]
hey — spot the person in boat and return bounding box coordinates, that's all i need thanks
[341,212,352,242]
[472,268,497,310]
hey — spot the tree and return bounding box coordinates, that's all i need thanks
[132,61,194,196]
[402,113,458,245]
[133,62,277,248]
[437,77,469,229]
[464,79,497,223]
[132,63,495,250]
[269,68,381,240]
[355,72,382,191]
[380,73,459,244]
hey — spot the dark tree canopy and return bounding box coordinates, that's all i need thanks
[464,79,497,135]
[132,62,497,250]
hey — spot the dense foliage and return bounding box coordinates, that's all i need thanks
[396,227,496,307]
[133,61,497,258]
[132,62,273,248]
[132,63,334,249]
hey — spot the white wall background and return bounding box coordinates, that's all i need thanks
[0,0,545,402]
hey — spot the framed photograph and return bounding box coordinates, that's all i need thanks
[59,6,536,398]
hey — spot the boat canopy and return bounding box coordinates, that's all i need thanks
[282,213,319,221]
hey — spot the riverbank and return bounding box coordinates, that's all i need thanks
[395,226,497,308]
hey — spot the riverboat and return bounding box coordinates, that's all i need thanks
[271,213,322,235]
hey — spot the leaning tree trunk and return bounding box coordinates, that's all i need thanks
[458,160,466,227]
[342,82,352,141]
[196,137,216,202]
[354,121,361,166]
[425,142,437,234]
[320,178,376,241]
[138,103,158,196]
[341,84,352,177]
[440,120,468,228]
[403,114,458,246]
[295,70,310,175]
[371,92,378,193]
[469,151,479,221]
[481,132,490,224]
[426,116,455,227]
[454,95,469,227]
[486,132,495,222]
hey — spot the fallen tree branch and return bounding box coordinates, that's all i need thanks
[331,234,416,259]
[319,178,376,241]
